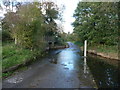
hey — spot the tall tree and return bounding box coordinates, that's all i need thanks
[72,2,118,45]
[2,1,63,49]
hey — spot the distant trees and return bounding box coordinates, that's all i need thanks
[72,2,118,46]
[2,0,22,11]
[41,2,59,41]
[2,1,64,50]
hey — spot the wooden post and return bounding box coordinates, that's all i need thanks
[84,40,87,57]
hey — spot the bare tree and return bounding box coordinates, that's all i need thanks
[3,0,10,10]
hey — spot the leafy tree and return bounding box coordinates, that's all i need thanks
[2,1,64,49]
[72,2,118,46]
[42,2,59,36]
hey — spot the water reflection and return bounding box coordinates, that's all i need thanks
[49,42,119,88]
[57,49,77,71]
[84,57,87,74]
[87,55,119,88]
[55,43,96,87]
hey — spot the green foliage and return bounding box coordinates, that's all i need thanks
[74,41,84,47]
[2,1,63,49]
[72,2,118,46]
[1,1,65,72]
[88,44,118,54]
[65,33,78,42]
[2,72,13,78]
[2,43,34,70]
[2,30,12,42]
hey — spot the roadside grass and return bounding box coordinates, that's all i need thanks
[74,41,84,47]
[74,41,118,59]
[2,71,13,78]
[88,45,118,54]
[2,66,28,78]
[74,41,118,54]
[2,43,41,71]
[88,45,118,59]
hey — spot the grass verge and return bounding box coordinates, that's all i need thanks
[74,41,118,60]
[88,45,118,60]
[2,43,34,70]
[2,43,45,78]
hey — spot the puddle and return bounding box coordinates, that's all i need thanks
[49,58,58,64]
[61,62,74,70]
[68,62,72,64]
[64,67,69,70]
[61,63,67,66]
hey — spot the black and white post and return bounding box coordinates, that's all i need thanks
[84,40,87,57]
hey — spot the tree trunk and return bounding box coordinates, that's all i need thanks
[15,38,17,45]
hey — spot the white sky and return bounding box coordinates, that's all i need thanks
[55,0,80,33]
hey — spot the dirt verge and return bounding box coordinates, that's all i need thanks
[87,50,119,60]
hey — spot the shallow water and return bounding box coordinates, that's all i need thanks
[49,42,97,87]
[87,54,119,88]
[49,42,119,88]
[3,42,119,88]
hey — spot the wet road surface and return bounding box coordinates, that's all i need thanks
[2,42,96,88]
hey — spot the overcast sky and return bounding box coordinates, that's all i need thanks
[56,0,80,33]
